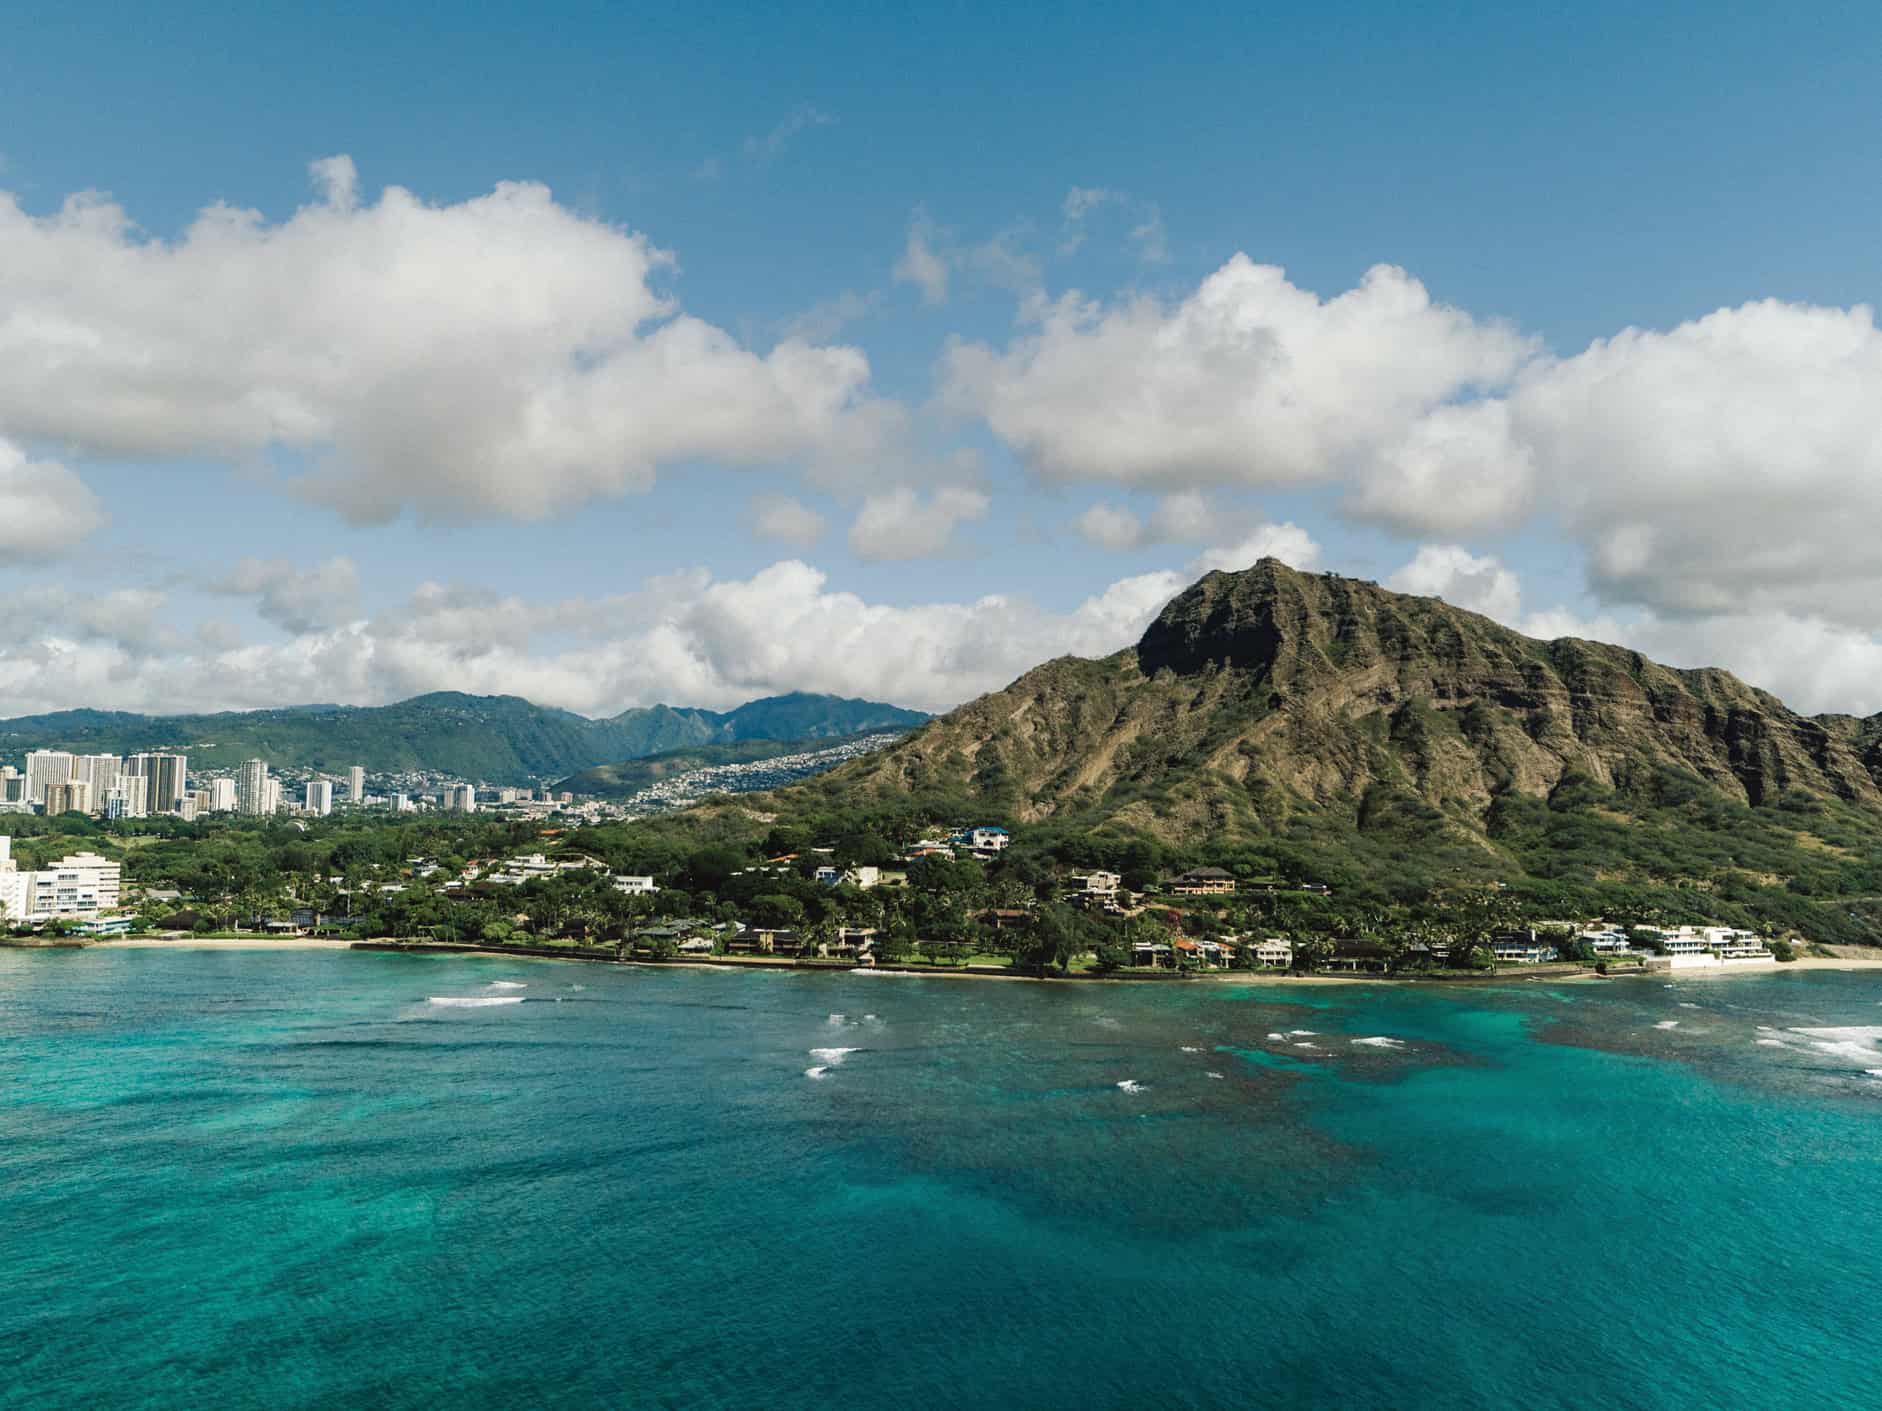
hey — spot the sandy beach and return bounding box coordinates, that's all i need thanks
[91,936,360,951]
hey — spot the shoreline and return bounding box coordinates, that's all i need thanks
[51,938,1882,982]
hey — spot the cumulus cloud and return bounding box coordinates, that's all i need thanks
[893,209,950,306]
[1387,544,1524,623]
[848,487,990,561]
[943,256,1531,490]
[0,439,106,560]
[1075,491,1234,550]
[0,159,897,524]
[0,559,1191,718]
[749,494,827,547]
[1189,522,1322,575]
[210,556,362,634]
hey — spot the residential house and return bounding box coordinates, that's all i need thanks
[1169,867,1237,896]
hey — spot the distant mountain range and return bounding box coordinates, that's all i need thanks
[0,691,929,783]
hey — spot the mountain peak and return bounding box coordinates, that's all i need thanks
[1135,556,1325,676]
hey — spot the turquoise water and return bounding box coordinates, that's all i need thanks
[4,951,1880,1409]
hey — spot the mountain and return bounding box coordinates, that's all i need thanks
[0,691,928,783]
[787,560,1882,942]
[555,731,902,798]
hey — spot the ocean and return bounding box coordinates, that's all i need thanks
[3,949,1879,1409]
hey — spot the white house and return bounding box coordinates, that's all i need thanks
[1252,937,1293,968]
[1069,871,1121,897]
[611,875,658,895]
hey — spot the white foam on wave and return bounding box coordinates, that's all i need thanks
[827,1013,847,1026]
[1789,1026,1882,1066]
[1116,1079,1145,1094]
[1288,1029,1317,1037]
[1293,1041,1318,1049]
[1654,1020,1680,1030]
[1678,1003,1701,1010]
[1266,1032,1286,1041]
[1755,1038,1786,1047]
[427,996,525,1007]
[1180,1045,1202,1053]
[1352,1036,1406,1049]
[487,981,528,990]
[808,1047,859,1065]
[1205,1071,1225,1080]
[804,1065,830,1080]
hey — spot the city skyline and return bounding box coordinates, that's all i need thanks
[3,3,1882,719]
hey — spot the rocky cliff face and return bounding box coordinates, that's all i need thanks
[822,559,1882,840]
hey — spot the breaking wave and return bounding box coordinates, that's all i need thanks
[1115,1079,1145,1094]
[427,996,525,1008]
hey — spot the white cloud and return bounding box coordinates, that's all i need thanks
[944,256,1531,490]
[1189,522,1322,574]
[1075,491,1240,550]
[1075,501,1146,550]
[1128,206,1168,264]
[0,439,105,560]
[0,559,1191,718]
[893,210,950,306]
[848,487,990,561]
[744,106,835,159]
[210,556,362,634]
[1387,544,1524,623]
[781,289,880,342]
[749,494,827,547]
[0,159,897,525]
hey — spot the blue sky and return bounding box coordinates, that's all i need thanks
[3,1,1881,718]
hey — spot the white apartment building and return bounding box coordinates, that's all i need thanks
[0,841,122,923]
[237,760,272,815]
[348,766,366,803]
[24,751,74,806]
[444,784,477,813]
[305,780,333,816]
[207,778,238,812]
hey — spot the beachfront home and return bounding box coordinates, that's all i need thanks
[1168,867,1236,896]
[1252,937,1292,968]
[1489,929,1560,964]
[1130,940,1173,967]
[1652,926,1773,967]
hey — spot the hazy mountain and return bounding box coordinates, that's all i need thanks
[0,691,928,783]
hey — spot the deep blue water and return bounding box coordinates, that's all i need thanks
[4,950,1880,1410]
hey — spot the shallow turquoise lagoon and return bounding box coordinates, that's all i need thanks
[4,950,1880,1409]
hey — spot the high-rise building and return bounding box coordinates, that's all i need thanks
[444,784,477,813]
[125,754,188,814]
[104,787,144,820]
[43,780,92,816]
[24,751,74,806]
[305,780,333,816]
[237,760,271,816]
[72,753,121,799]
[0,767,22,804]
[262,778,282,815]
[347,765,365,804]
[391,792,412,813]
[207,779,238,813]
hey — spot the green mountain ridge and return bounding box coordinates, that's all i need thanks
[778,559,1882,943]
[0,690,929,783]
